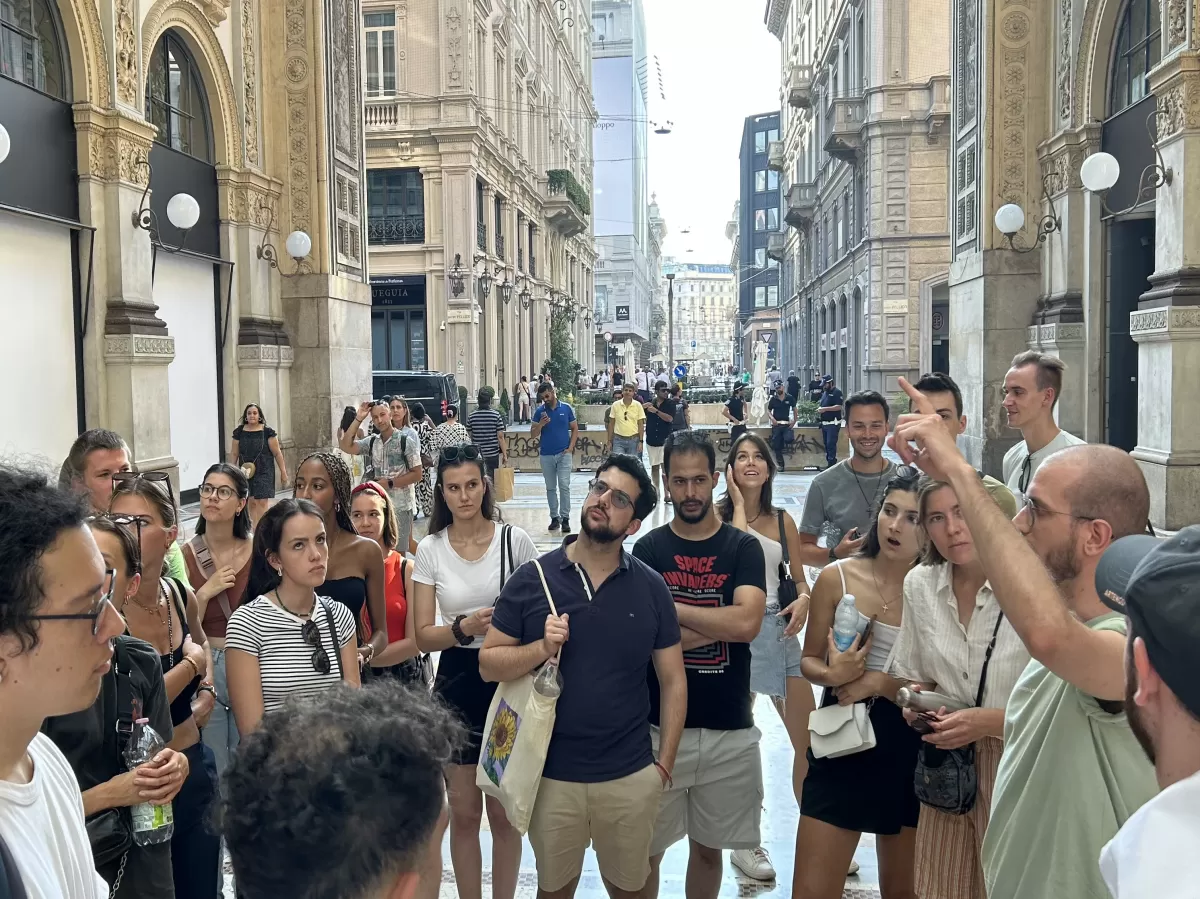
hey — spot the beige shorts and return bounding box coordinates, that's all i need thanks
[647,443,665,467]
[650,725,763,855]
[528,763,663,891]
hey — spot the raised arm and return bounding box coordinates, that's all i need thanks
[339,401,372,455]
[892,378,1126,702]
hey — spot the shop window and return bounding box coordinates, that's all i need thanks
[0,0,68,99]
[1109,0,1161,115]
[146,31,213,163]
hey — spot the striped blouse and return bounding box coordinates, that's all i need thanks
[226,594,356,715]
[890,563,1031,709]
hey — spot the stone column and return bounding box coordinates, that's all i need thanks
[438,154,481,391]
[1126,54,1200,526]
[75,108,180,479]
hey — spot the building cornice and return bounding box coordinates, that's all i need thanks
[764,0,789,39]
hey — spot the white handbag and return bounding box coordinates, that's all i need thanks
[808,701,876,759]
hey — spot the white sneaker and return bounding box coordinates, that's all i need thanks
[848,858,860,876]
[730,847,776,881]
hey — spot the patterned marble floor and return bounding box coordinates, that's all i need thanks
[215,465,884,898]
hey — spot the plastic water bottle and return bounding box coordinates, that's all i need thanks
[895,687,970,714]
[532,659,563,698]
[124,718,174,846]
[832,594,861,652]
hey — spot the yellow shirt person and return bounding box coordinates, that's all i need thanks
[608,388,646,439]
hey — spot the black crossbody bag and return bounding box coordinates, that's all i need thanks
[912,611,1004,815]
[0,830,27,899]
[776,511,799,610]
[86,640,136,870]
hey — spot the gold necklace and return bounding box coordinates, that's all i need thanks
[871,560,903,614]
[124,582,167,623]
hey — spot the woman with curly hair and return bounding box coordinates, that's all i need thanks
[293,452,388,672]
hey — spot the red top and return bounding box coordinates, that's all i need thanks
[378,551,409,643]
[183,542,251,640]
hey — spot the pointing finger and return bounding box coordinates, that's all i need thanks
[897,377,935,416]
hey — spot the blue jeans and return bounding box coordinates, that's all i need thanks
[540,451,573,520]
[201,648,240,778]
[612,434,640,457]
[822,423,840,466]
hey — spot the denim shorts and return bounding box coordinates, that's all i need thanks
[748,610,804,698]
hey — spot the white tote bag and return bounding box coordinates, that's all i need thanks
[475,559,561,834]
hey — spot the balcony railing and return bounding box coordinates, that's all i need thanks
[367,213,426,245]
[824,94,865,162]
[767,232,786,261]
[496,233,505,259]
[364,97,400,130]
[545,169,589,238]
[787,63,813,109]
[785,182,816,229]
[518,246,524,270]
[529,254,537,277]
[476,221,486,251]
[767,140,785,173]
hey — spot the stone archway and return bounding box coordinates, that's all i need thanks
[140,0,243,169]
[54,0,111,107]
[1073,0,1132,127]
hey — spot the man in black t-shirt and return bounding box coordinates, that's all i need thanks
[643,380,677,499]
[767,381,797,471]
[786,370,802,403]
[722,383,749,442]
[808,373,825,402]
[632,430,768,893]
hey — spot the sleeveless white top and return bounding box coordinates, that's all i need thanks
[834,561,900,673]
[746,522,783,612]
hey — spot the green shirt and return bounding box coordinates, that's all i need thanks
[982,613,1157,899]
[166,541,188,583]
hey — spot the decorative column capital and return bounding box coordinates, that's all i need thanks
[74,107,156,185]
[1129,305,1200,344]
[104,334,176,363]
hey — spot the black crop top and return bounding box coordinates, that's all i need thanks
[161,578,200,727]
[319,576,366,642]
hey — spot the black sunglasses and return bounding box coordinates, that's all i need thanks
[301,619,332,675]
[85,514,144,573]
[111,470,174,500]
[440,443,481,465]
[29,569,117,636]
[1018,455,1033,494]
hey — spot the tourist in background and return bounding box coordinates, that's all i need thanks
[181,462,253,777]
[606,382,645,458]
[516,376,532,423]
[723,382,749,442]
[468,387,508,479]
[432,404,471,455]
[531,382,578,534]
[229,404,289,526]
[411,402,437,518]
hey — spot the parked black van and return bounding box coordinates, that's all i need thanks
[372,370,459,424]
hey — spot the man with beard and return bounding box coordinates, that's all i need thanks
[1093,527,1200,898]
[480,455,686,899]
[890,380,1156,899]
[632,430,767,899]
[797,390,897,568]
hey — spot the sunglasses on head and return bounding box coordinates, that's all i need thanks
[111,470,174,500]
[440,443,481,465]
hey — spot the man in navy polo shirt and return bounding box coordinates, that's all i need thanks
[531,382,579,533]
[480,455,687,899]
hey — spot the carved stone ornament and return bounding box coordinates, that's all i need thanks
[1057,0,1072,122]
[447,6,463,89]
[88,127,153,185]
[198,0,230,25]
[287,91,313,271]
[115,0,139,106]
[1129,307,1200,337]
[1156,80,1200,139]
[104,334,177,362]
[1041,145,1083,195]
[242,0,260,167]
[1167,0,1186,50]
[998,4,1030,209]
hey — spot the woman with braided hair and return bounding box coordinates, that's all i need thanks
[292,452,388,671]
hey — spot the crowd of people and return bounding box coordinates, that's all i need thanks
[0,349,1195,899]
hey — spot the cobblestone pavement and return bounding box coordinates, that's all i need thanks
[217,465,884,898]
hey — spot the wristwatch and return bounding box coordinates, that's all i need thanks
[451,614,472,646]
[828,546,839,564]
[387,476,395,488]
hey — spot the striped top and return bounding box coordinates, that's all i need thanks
[225,594,356,715]
[468,408,505,456]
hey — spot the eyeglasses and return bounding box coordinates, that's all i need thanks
[111,470,174,500]
[300,619,332,675]
[587,478,634,511]
[86,514,145,573]
[29,569,117,636]
[440,444,481,465]
[1019,496,1098,529]
[199,484,237,500]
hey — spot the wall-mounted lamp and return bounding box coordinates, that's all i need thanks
[993,174,1061,254]
[1080,113,1172,216]
[519,283,532,310]
[130,159,200,253]
[0,123,10,164]
[477,263,494,299]
[555,0,573,26]
[499,273,514,304]
[255,203,310,270]
[448,254,466,297]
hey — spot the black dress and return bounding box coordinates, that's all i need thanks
[233,425,277,500]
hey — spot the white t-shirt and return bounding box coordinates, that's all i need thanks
[413,524,538,648]
[0,733,107,899]
[1100,769,1197,898]
[1002,428,1088,507]
[226,595,357,714]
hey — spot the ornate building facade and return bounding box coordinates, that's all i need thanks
[362,0,596,395]
[949,0,1200,526]
[765,0,952,395]
[661,258,737,377]
[0,0,368,495]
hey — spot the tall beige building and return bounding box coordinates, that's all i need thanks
[363,0,596,395]
[765,0,952,394]
[661,259,737,377]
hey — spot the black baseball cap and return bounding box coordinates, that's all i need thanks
[822,374,833,383]
[1095,526,1200,717]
